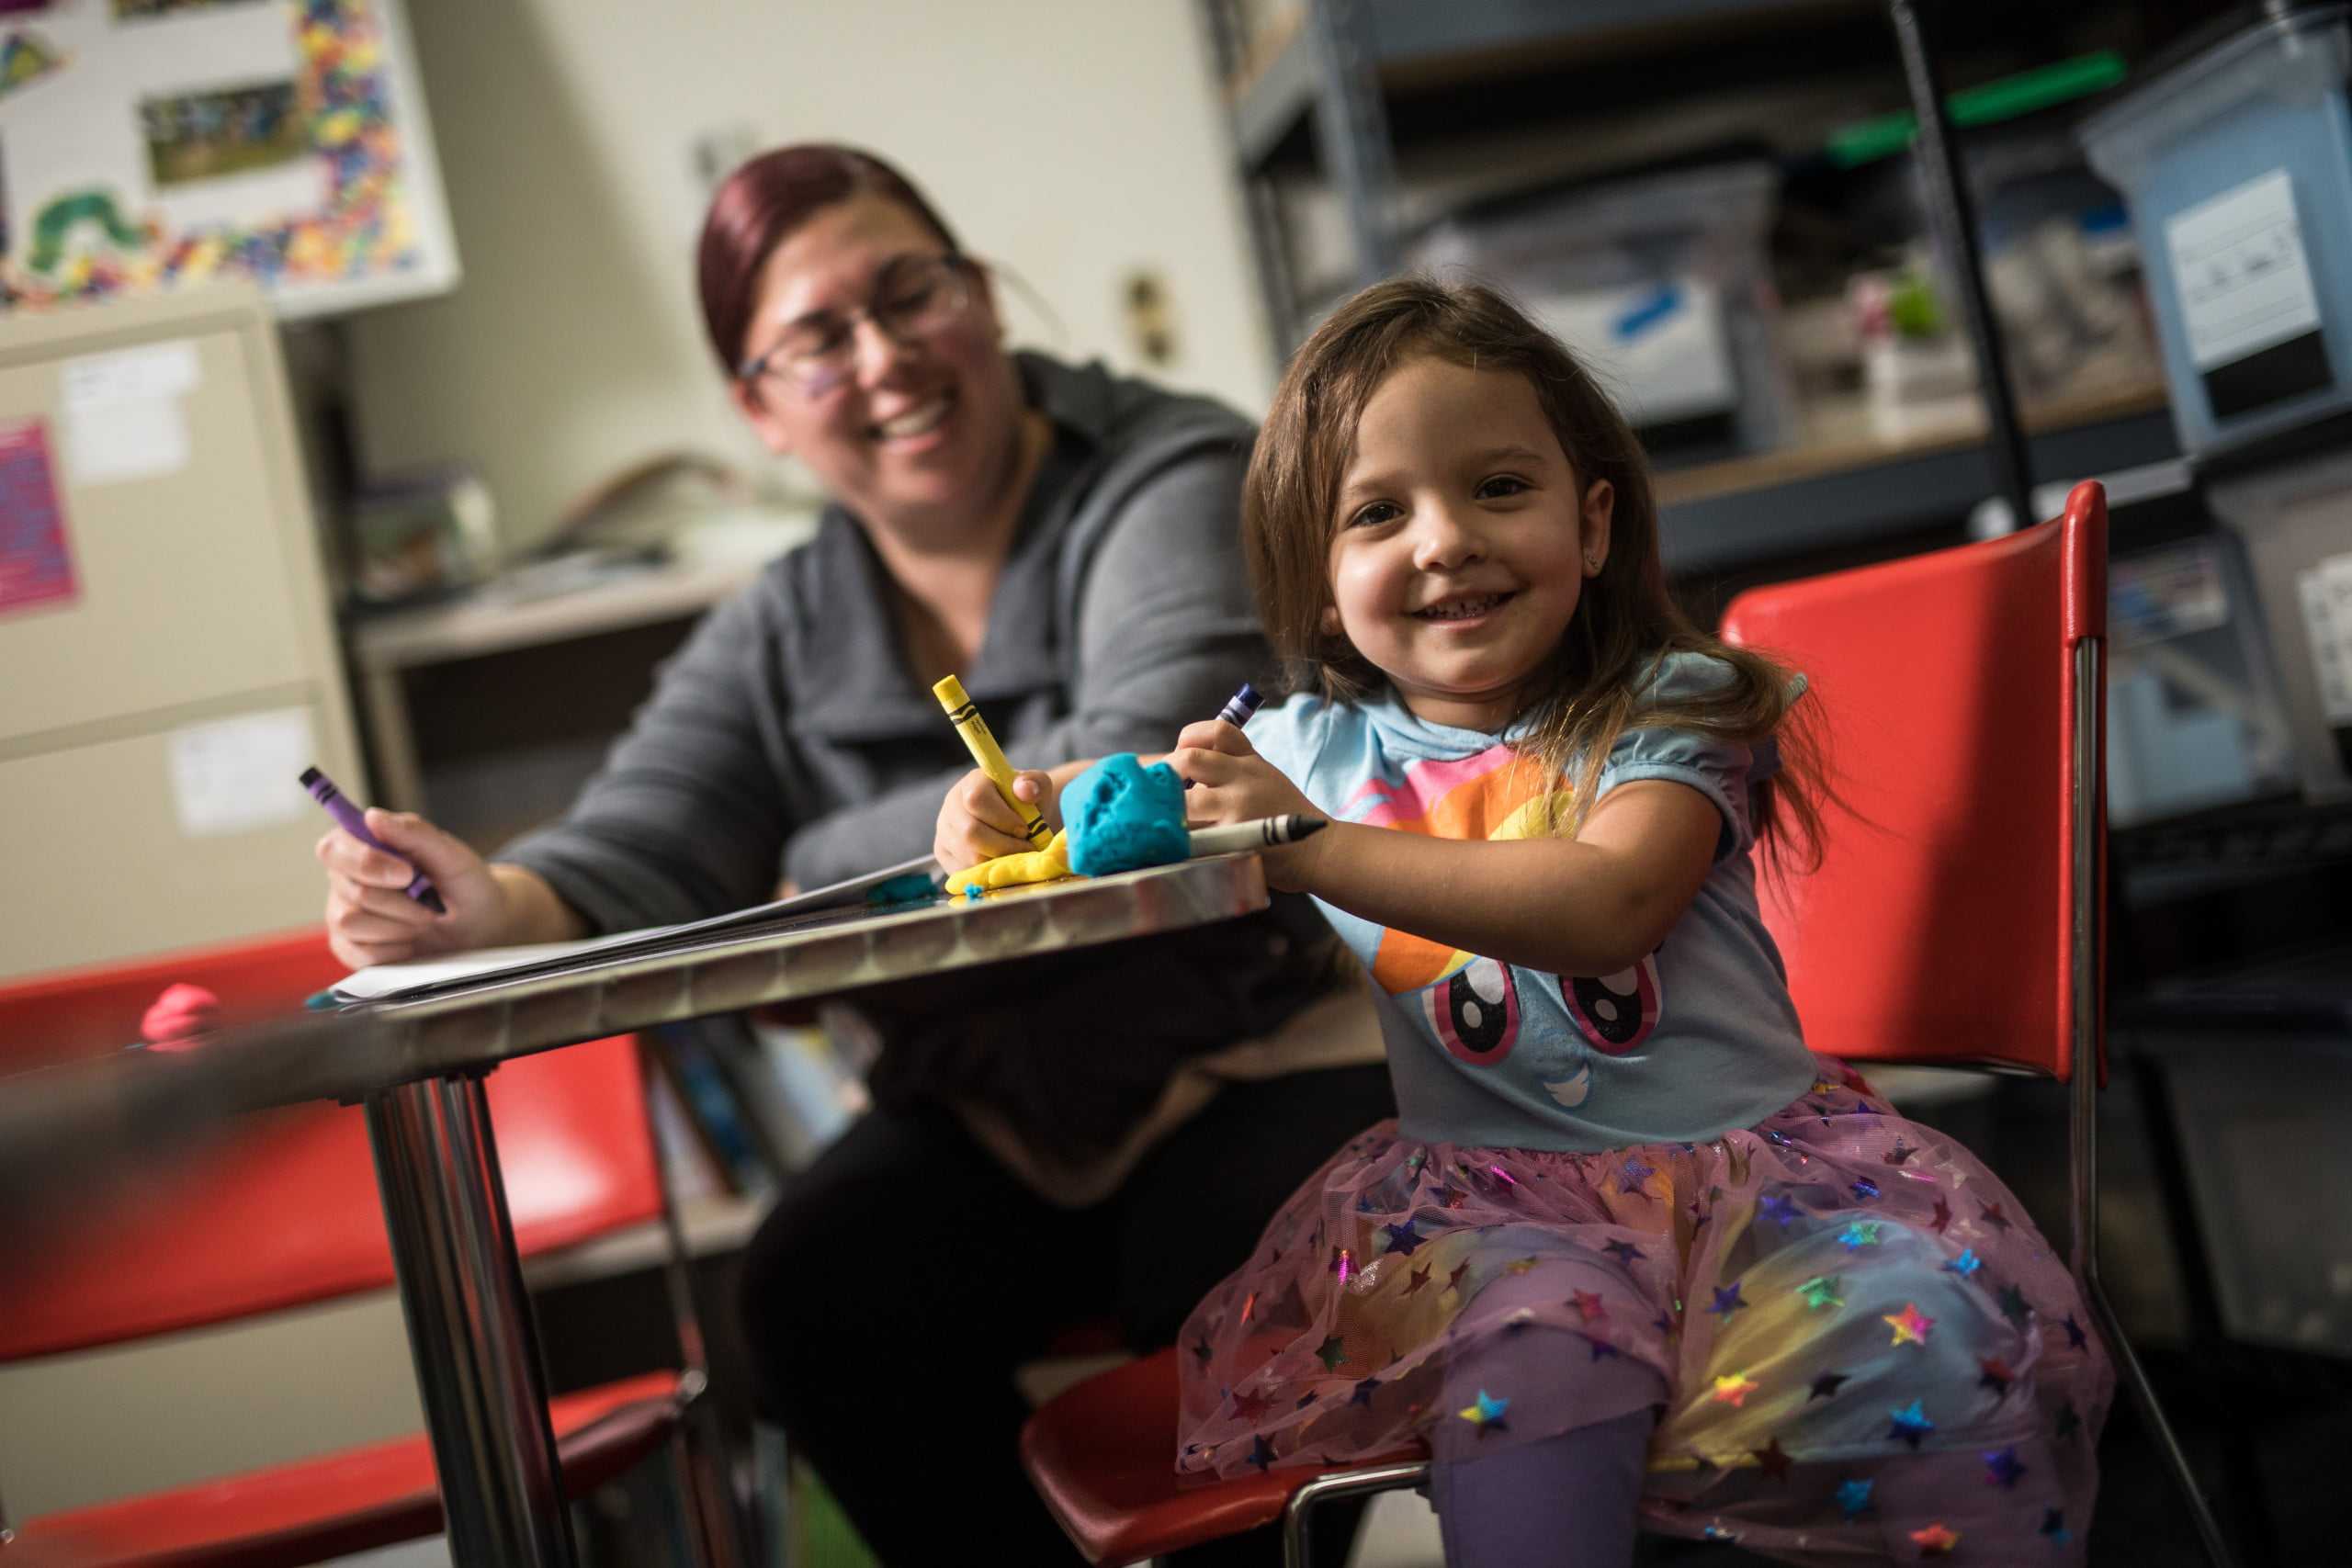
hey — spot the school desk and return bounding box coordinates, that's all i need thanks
[0,851,1269,1568]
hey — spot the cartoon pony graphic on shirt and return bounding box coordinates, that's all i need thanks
[1342,744,1662,1085]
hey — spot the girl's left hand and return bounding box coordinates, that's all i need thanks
[1167,720,1329,891]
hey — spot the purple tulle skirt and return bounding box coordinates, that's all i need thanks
[1176,1058,2112,1562]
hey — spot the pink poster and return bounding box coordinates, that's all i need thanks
[0,417,75,615]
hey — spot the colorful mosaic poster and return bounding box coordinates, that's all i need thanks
[0,0,456,320]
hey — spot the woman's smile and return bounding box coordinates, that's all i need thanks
[867,389,956,444]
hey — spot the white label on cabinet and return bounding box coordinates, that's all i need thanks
[2165,170,2324,371]
[165,706,314,837]
[61,341,200,411]
[2296,553,2352,726]
[61,340,200,485]
[64,396,189,485]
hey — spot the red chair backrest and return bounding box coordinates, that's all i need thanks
[0,928,663,1360]
[1719,480,2108,1084]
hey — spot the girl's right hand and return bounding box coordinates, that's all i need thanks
[1168,720,1330,893]
[317,808,509,970]
[933,766,1058,873]
[1167,719,1320,824]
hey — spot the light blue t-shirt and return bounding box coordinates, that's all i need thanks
[1246,651,1816,1154]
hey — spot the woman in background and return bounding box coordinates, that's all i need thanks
[313,144,1389,1564]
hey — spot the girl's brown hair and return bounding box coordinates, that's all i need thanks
[1244,275,1830,871]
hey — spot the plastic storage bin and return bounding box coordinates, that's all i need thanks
[2205,444,2352,803]
[1407,161,1791,458]
[1973,466,2301,823]
[2080,6,2352,457]
[2109,526,2301,826]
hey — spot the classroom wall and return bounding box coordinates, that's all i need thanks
[342,0,1275,556]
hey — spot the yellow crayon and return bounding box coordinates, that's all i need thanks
[932,673,1052,847]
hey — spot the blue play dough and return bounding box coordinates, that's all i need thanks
[1064,752,1190,875]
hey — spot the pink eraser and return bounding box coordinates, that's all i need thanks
[141,982,221,1050]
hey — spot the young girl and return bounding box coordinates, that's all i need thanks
[1152,278,2109,1565]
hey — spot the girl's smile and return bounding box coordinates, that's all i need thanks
[1411,589,1517,622]
[1326,355,1611,731]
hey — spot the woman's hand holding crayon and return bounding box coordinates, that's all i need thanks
[315,808,564,970]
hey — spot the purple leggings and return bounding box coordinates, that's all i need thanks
[1428,1406,1656,1568]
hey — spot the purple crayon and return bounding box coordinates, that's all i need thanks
[300,766,447,914]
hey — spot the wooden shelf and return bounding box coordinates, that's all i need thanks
[345,558,772,673]
[1658,380,2169,509]
[1657,380,2178,575]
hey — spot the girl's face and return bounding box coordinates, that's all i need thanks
[729,193,1024,530]
[1325,355,1612,731]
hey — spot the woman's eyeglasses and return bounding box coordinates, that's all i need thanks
[739,254,976,397]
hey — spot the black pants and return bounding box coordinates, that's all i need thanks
[735,1063,1396,1567]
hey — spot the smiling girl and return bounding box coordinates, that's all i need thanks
[1160,277,2112,1565]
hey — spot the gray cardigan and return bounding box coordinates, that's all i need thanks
[503,352,1266,932]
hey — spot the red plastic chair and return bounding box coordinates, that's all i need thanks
[1017,482,2237,1566]
[0,927,742,1568]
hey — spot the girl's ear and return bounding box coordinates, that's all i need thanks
[1579,479,1614,579]
[1320,603,1344,637]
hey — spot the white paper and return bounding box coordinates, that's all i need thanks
[62,341,201,412]
[2165,170,2324,372]
[330,941,611,1002]
[2295,552,2352,726]
[165,706,314,837]
[333,852,941,1001]
[64,396,189,485]
[62,339,200,484]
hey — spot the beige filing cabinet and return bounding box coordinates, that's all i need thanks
[0,284,360,981]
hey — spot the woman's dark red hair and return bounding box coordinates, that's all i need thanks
[696,144,962,374]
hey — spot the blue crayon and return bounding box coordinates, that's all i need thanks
[1216,682,1262,728]
[1185,682,1265,792]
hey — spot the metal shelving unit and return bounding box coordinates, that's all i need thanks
[1194,0,2182,574]
[1660,394,2174,573]
[1202,0,1881,348]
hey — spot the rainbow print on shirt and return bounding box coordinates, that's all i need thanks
[1342,743,1662,1066]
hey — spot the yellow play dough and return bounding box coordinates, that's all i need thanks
[945,829,1074,895]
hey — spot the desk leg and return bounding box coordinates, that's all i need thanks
[366,1075,576,1568]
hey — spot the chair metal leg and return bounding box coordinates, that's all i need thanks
[1279,1461,1430,1568]
[753,1421,795,1568]
[2126,1044,2285,1564]
[2084,1278,2240,1568]
[2065,639,2239,1568]
[672,1401,752,1568]
[639,1046,762,1566]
